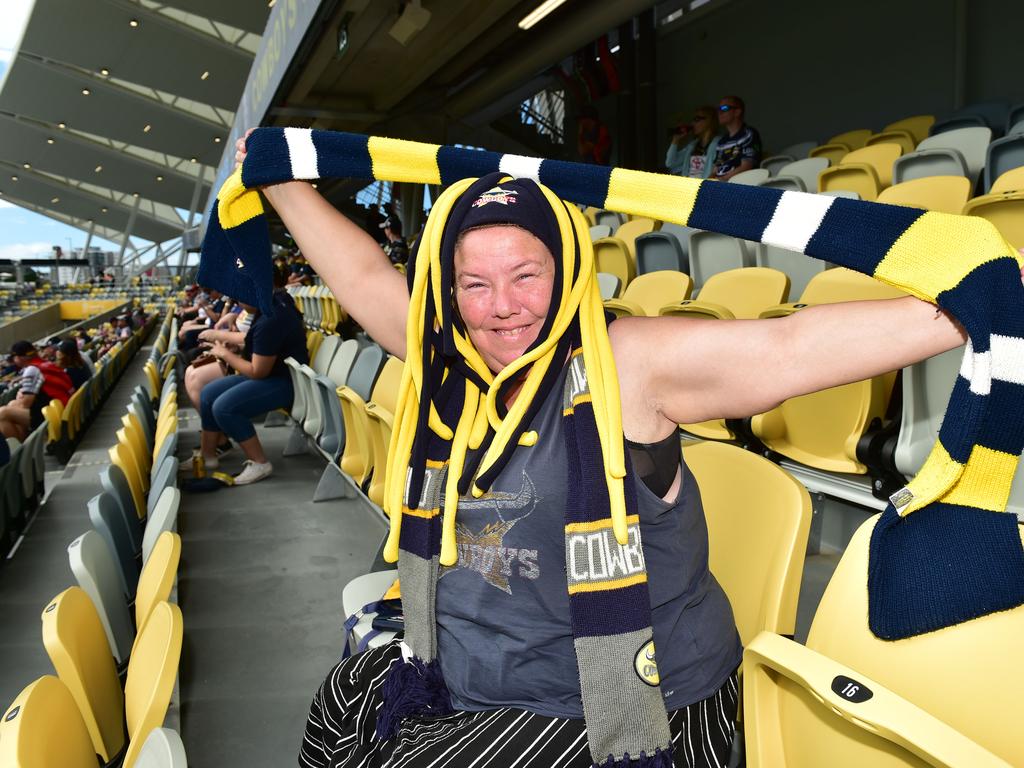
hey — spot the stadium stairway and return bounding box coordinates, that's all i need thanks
[0,333,157,710]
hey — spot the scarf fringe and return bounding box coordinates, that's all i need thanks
[375,656,454,741]
[594,748,674,768]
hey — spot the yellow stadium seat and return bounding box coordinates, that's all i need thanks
[116,428,149,494]
[883,114,935,144]
[989,165,1024,193]
[122,413,151,476]
[362,357,404,506]
[338,387,374,485]
[865,129,916,154]
[962,189,1024,250]
[604,270,692,317]
[593,236,636,290]
[0,676,99,768]
[660,267,790,320]
[817,143,903,200]
[876,175,972,214]
[808,143,849,166]
[809,129,873,167]
[751,269,906,474]
[826,128,873,150]
[143,360,161,401]
[306,329,324,361]
[135,531,181,638]
[744,516,1021,768]
[42,398,63,446]
[110,441,146,519]
[41,587,125,761]
[683,441,812,643]
[122,602,183,768]
[582,206,601,226]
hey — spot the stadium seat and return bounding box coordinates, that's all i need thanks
[1007,103,1024,134]
[760,155,794,176]
[363,357,404,506]
[893,126,991,186]
[764,157,830,193]
[658,222,698,262]
[68,529,135,665]
[751,269,907,474]
[142,487,180,565]
[809,129,872,165]
[865,129,915,154]
[817,143,903,200]
[989,165,1024,193]
[88,491,140,596]
[135,727,188,768]
[134,531,180,637]
[604,270,693,317]
[122,602,184,768]
[597,272,622,300]
[594,209,625,229]
[146,456,178,519]
[931,100,1008,136]
[342,570,400,652]
[635,231,688,275]
[683,441,812,643]
[893,346,962,479]
[729,168,771,186]
[111,437,148,506]
[688,232,754,290]
[983,132,1024,192]
[883,114,935,144]
[760,141,817,175]
[962,187,1024,249]
[661,266,790,321]
[41,586,126,761]
[743,516,1022,768]
[0,676,99,768]
[338,352,392,487]
[299,334,343,439]
[613,218,659,262]
[875,175,972,214]
[593,236,636,289]
[100,461,145,536]
[754,244,828,300]
[808,143,848,166]
[589,224,612,241]
[314,338,365,458]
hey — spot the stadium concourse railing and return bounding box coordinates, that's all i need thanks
[0,316,187,764]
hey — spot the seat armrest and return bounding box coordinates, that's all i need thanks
[659,300,736,320]
[758,301,817,319]
[603,298,647,317]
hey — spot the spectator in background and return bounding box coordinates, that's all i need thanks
[0,341,73,441]
[712,95,762,181]
[577,105,612,165]
[196,267,309,485]
[57,339,92,392]
[380,212,409,266]
[665,105,722,178]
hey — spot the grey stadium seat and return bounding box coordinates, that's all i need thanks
[68,529,135,665]
[635,231,688,275]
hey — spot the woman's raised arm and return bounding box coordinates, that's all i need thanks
[237,132,409,358]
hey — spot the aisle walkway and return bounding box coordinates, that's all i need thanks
[176,415,386,768]
[0,344,152,708]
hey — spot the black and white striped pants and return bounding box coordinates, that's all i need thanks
[299,641,738,768]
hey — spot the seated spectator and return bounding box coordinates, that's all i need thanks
[196,268,308,485]
[179,290,225,351]
[665,105,721,178]
[116,316,133,340]
[0,341,73,441]
[57,339,92,391]
[287,254,315,287]
[712,95,762,181]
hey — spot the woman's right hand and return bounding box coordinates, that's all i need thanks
[234,127,256,170]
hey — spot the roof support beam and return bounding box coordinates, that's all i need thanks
[118,195,142,264]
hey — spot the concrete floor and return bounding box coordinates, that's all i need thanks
[175,415,387,768]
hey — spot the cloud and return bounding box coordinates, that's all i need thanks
[0,242,56,261]
[0,198,15,208]
[0,0,33,53]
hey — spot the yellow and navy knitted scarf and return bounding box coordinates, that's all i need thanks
[198,127,1024,760]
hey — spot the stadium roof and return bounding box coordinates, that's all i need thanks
[0,0,662,251]
[0,0,271,248]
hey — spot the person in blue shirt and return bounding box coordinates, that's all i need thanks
[197,268,309,485]
[665,105,721,178]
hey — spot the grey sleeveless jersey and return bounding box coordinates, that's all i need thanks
[434,364,742,718]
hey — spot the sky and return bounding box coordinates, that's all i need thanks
[0,0,134,260]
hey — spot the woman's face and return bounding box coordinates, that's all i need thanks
[454,226,556,374]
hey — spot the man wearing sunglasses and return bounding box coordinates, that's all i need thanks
[712,96,762,181]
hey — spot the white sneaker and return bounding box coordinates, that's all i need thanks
[233,460,273,486]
